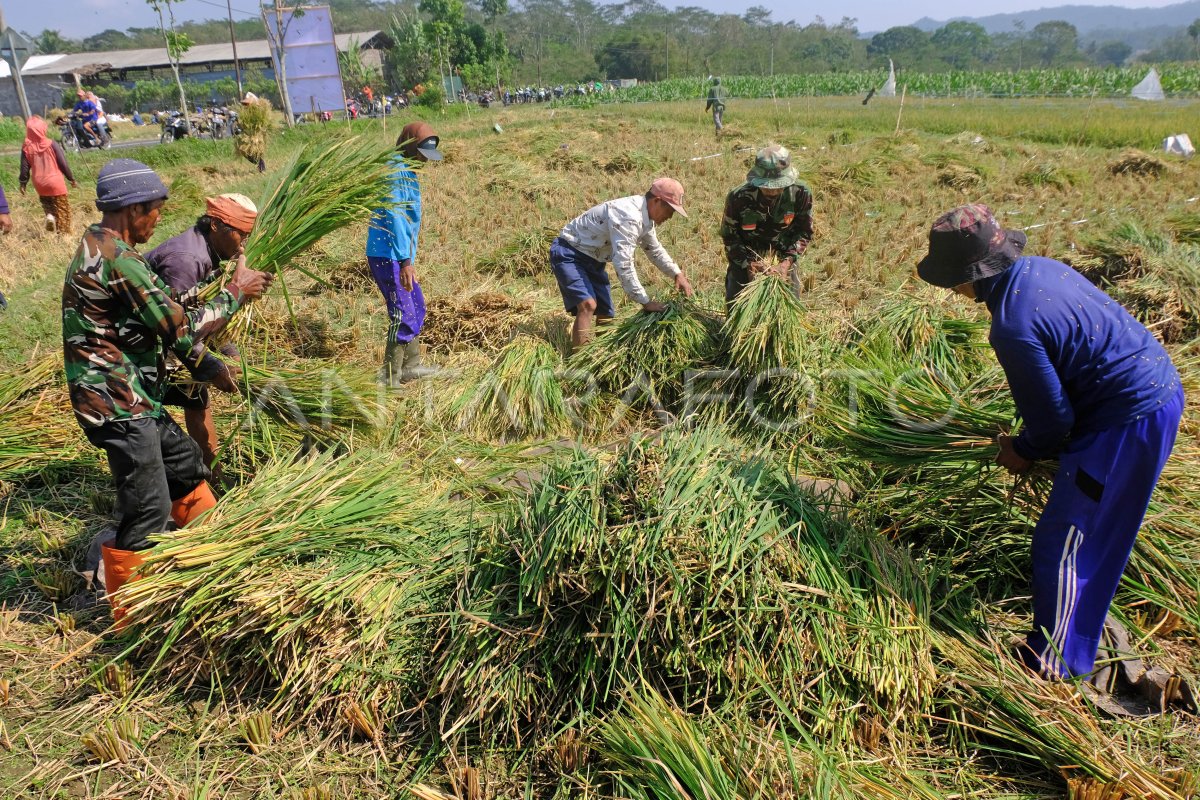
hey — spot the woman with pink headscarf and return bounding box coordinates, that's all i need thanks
[19,115,77,233]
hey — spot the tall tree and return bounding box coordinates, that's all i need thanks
[34,29,78,54]
[1189,18,1200,60]
[146,0,192,128]
[1030,20,1078,66]
[931,22,990,69]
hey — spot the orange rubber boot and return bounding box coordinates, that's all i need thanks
[101,543,146,628]
[170,481,217,528]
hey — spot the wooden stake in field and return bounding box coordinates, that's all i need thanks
[895,84,907,135]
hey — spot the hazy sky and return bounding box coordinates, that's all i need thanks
[2,0,1190,41]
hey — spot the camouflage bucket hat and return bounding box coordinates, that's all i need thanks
[747,144,798,189]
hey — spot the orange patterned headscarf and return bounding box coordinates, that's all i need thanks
[205,193,258,233]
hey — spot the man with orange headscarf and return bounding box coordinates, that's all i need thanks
[19,115,78,233]
[147,193,260,476]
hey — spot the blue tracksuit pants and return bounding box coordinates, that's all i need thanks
[1026,388,1183,678]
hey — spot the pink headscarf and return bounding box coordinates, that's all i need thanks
[22,115,67,197]
[23,115,54,157]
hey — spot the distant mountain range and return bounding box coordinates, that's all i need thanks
[911,0,1200,42]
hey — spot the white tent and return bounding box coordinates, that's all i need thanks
[1131,68,1165,101]
[878,59,896,97]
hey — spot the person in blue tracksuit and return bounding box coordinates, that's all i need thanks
[367,121,442,386]
[917,204,1189,701]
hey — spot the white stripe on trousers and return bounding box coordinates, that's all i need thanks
[1041,524,1083,669]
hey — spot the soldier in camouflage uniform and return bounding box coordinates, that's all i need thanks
[705,77,727,134]
[63,158,271,617]
[719,144,814,308]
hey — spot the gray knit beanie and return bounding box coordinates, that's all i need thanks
[95,159,169,212]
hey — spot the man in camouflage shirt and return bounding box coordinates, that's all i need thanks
[719,144,814,307]
[63,159,271,613]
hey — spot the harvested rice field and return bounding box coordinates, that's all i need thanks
[1,95,1199,798]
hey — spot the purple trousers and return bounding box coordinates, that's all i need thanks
[368,256,426,344]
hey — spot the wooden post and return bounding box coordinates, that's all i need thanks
[894,84,907,136]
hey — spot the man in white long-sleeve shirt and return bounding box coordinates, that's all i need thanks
[551,177,694,349]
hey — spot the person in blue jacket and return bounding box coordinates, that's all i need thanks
[917,204,1190,704]
[367,121,442,386]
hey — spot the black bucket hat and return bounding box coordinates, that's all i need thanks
[917,204,1027,288]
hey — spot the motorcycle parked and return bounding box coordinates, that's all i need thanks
[159,111,193,143]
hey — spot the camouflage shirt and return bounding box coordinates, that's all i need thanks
[719,182,814,271]
[62,225,243,429]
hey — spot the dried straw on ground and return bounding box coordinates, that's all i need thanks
[422,292,531,353]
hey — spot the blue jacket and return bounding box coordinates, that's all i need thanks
[978,256,1180,461]
[366,159,420,263]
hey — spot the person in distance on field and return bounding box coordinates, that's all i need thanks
[720,144,814,310]
[20,115,78,235]
[367,121,442,387]
[63,159,272,621]
[550,178,695,350]
[916,204,1193,710]
[705,76,727,135]
[146,193,260,480]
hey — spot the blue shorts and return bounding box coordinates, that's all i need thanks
[550,237,614,318]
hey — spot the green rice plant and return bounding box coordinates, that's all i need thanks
[446,335,573,439]
[244,135,404,281]
[475,227,557,278]
[569,300,722,411]
[118,450,471,725]
[933,627,1187,800]
[80,716,141,764]
[1016,161,1075,188]
[723,274,808,376]
[200,359,387,446]
[1166,210,1200,244]
[434,428,936,746]
[599,688,753,800]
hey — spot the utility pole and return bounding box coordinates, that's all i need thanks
[226,0,243,97]
[0,5,32,119]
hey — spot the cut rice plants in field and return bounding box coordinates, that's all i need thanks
[244,135,404,281]
[569,300,722,411]
[0,359,96,482]
[197,359,386,446]
[1072,222,1200,341]
[476,227,557,278]
[932,626,1194,800]
[434,429,936,746]
[118,450,470,725]
[446,334,574,439]
[723,274,808,375]
[234,96,273,166]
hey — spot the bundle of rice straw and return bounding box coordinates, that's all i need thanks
[118,450,470,726]
[446,334,573,439]
[569,300,722,411]
[234,96,273,165]
[244,135,406,280]
[434,427,936,745]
